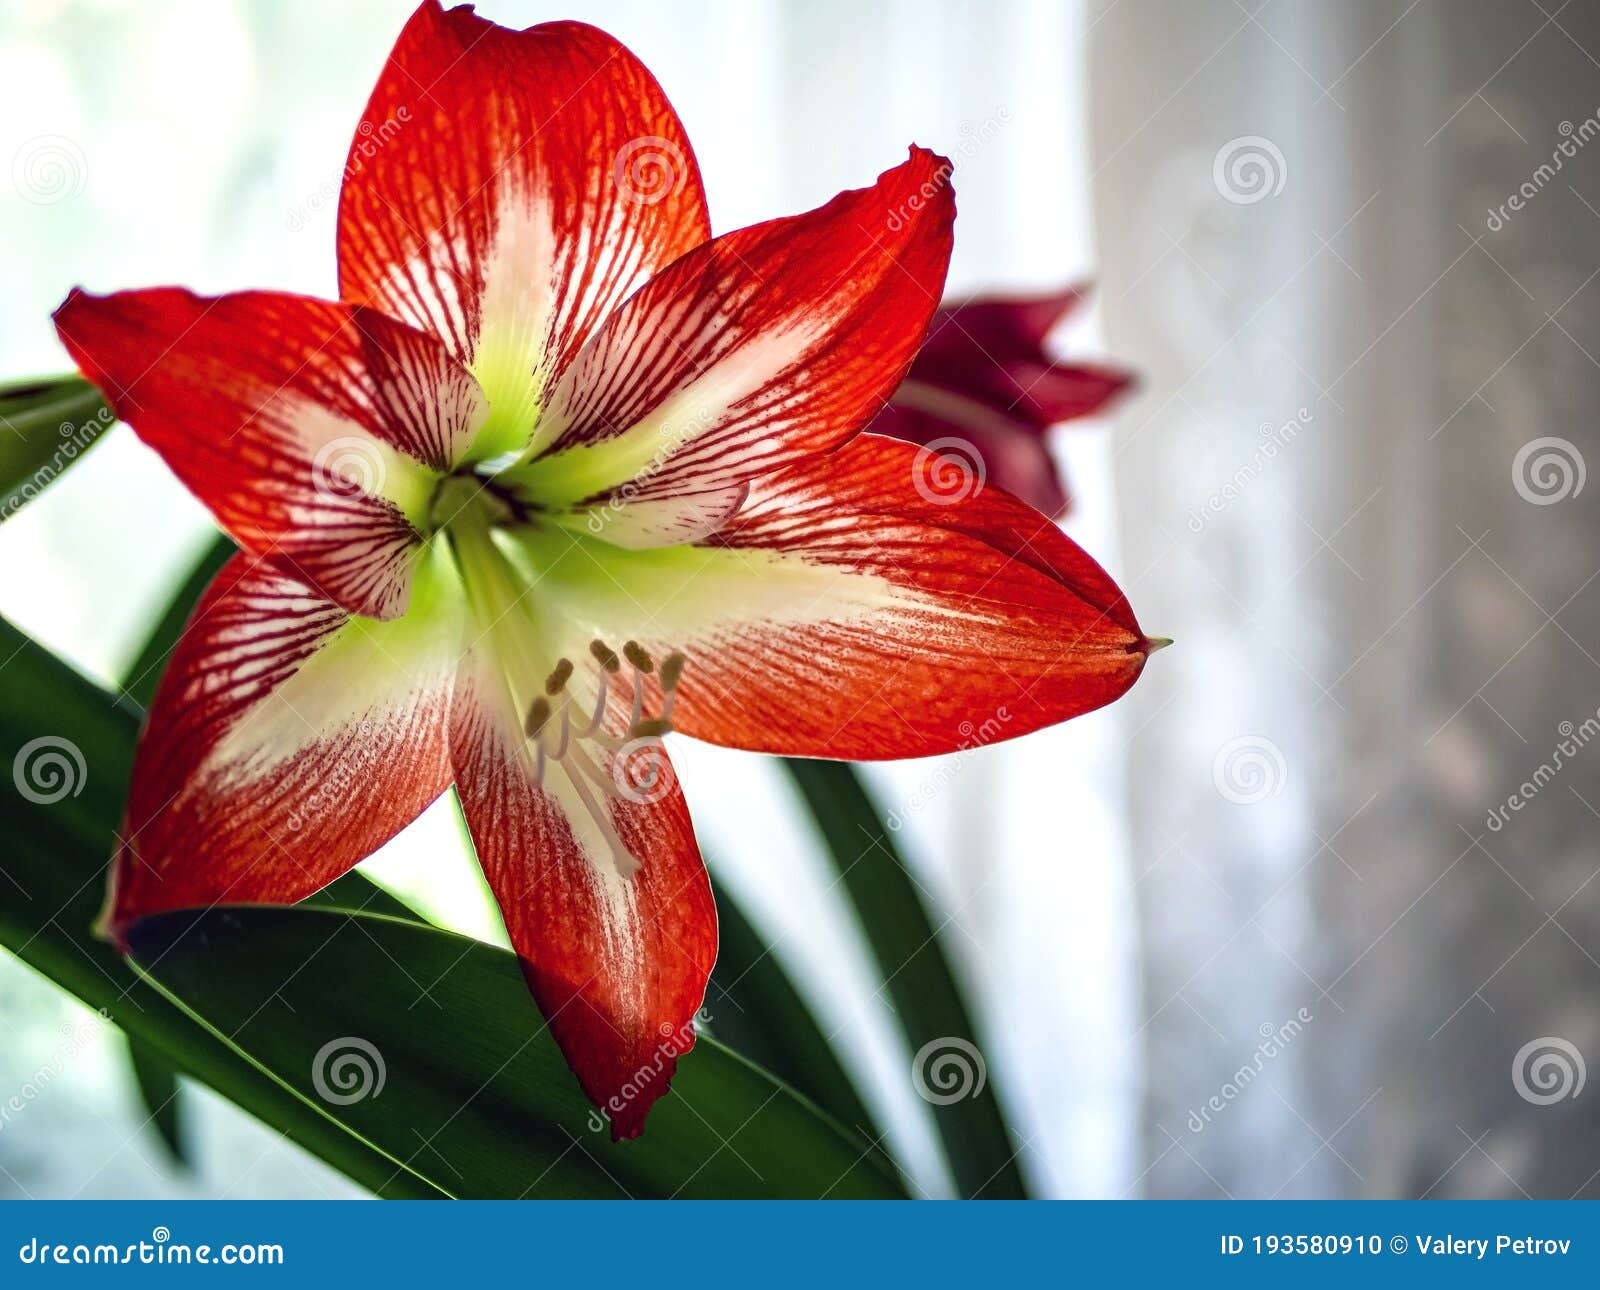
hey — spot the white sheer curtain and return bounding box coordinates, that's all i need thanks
[1,0,1141,1198]
[1092,0,1600,1199]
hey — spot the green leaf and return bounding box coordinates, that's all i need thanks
[127,904,898,1198]
[709,887,885,1154]
[124,1036,188,1167]
[0,626,444,1197]
[0,617,901,1197]
[782,757,1028,1198]
[0,374,112,522]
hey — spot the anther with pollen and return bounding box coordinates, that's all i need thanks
[521,639,689,784]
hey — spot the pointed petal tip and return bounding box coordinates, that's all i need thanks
[1140,635,1174,655]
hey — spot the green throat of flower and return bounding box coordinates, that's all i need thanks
[434,474,684,877]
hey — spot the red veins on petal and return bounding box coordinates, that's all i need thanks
[531,147,955,502]
[105,554,458,948]
[450,666,716,1140]
[52,287,486,619]
[337,1,711,447]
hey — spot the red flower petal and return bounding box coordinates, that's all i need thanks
[451,658,717,1139]
[104,551,461,947]
[923,286,1085,357]
[869,286,1136,519]
[338,2,710,461]
[516,147,955,506]
[620,434,1150,760]
[869,394,1073,519]
[53,287,486,619]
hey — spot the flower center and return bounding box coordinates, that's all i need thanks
[441,482,684,879]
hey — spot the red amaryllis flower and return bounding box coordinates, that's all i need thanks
[868,287,1134,518]
[53,1,1163,1137]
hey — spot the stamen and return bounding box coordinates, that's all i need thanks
[560,762,641,879]
[513,635,691,880]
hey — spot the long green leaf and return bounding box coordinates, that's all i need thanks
[126,903,896,1198]
[782,757,1027,1198]
[0,374,112,521]
[0,627,444,1197]
[709,890,882,1148]
[0,618,900,1197]
[124,1035,188,1167]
